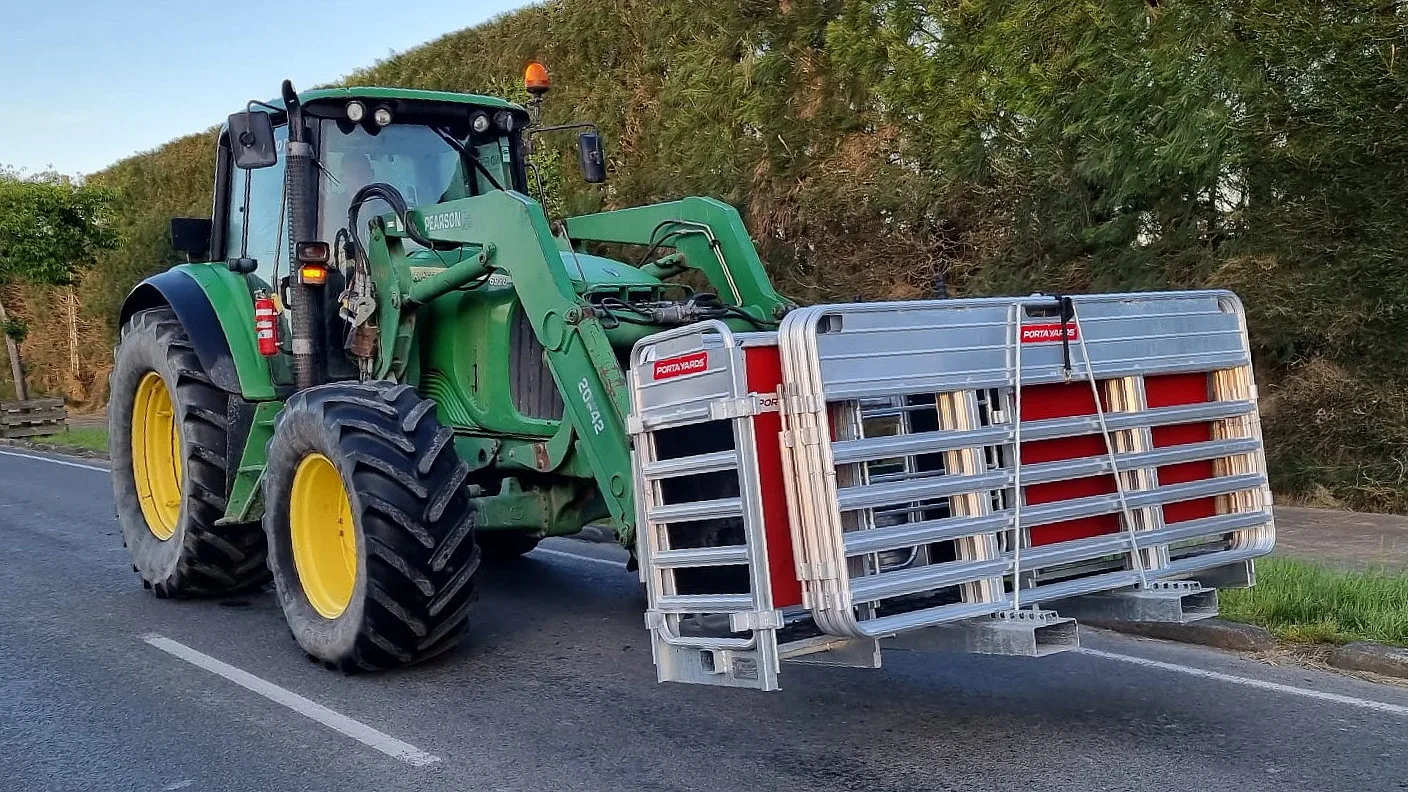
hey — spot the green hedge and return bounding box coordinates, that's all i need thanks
[52,0,1408,510]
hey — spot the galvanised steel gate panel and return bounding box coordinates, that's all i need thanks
[629,322,800,690]
[775,291,1274,639]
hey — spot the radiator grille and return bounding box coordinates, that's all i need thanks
[509,307,565,421]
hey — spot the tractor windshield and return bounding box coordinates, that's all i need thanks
[316,117,512,246]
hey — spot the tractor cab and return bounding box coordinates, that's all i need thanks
[209,87,534,290]
[312,92,529,243]
[309,89,540,252]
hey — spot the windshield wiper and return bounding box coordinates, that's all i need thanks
[433,126,504,193]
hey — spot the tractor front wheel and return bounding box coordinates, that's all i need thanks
[110,307,268,597]
[262,382,480,671]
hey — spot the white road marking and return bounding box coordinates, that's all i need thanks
[1075,647,1408,717]
[532,545,626,569]
[142,633,441,766]
[0,447,108,472]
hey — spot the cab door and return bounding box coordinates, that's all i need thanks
[222,120,290,288]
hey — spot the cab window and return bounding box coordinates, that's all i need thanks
[316,119,463,247]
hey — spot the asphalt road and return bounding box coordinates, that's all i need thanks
[2,447,1406,792]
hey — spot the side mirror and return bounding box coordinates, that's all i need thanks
[577,131,606,184]
[228,111,278,170]
[169,218,212,259]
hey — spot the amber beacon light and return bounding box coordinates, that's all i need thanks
[524,62,551,96]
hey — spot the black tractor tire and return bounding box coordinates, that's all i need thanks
[262,381,481,671]
[110,307,269,597]
[475,531,542,562]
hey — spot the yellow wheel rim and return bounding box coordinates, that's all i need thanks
[289,453,358,619]
[131,371,182,540]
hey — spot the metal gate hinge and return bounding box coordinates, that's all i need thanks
[708,396,759,421]
[786,393,824,414]
[627,415,645,436]
[729,610,784,632]
[644,610,665,630]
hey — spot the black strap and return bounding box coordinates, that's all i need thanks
[1057,295,1075,373]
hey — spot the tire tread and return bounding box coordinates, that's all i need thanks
[113,307,268,597]
[264,381,479,671]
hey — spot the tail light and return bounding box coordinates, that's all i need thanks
[296,241,331,286]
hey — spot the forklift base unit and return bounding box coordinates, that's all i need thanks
[629,290,1274,690]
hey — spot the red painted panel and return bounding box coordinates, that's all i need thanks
[1019,381,1103,421]
[1018,382,1119,545]
[1145,373,1217,523]
[744,345,803,608]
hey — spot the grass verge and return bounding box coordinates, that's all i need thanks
[28,426,109,453]
[1220,557,1408,648]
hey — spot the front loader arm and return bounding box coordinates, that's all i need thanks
[371,191,637,534]
[563,197,795,322]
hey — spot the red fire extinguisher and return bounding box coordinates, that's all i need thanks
[254,291,279,357]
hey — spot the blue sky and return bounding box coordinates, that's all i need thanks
[4,0,531,176]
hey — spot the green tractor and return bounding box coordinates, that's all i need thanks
[111,68,792,670]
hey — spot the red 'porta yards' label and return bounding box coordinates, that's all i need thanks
[652,351,709,380]
[1020,323,1080,344]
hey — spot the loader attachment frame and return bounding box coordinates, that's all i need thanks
[353,190,791,541]
[563,197,794,322]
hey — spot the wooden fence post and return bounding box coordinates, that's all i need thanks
[0,295,28,402]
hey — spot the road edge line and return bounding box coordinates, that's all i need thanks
[1075,646,1408,717]
[142,633,442,766]
[0,447,109,472]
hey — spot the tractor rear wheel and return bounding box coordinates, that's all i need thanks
[262,381,480,671]
[110,307,269,597]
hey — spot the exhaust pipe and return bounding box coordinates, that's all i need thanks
[281,80,322,390]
